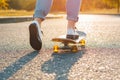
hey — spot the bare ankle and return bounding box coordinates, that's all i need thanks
[67,20,76,29]
[34,18,43,25]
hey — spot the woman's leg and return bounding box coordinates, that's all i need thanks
[66,0,81,22]
[29,0,53,50]
[66,0,82,39]
[34,0,53,23]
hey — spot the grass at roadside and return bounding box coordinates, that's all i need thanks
[0,10,34,16]
[0,9,120,17]
[81,8,120,14]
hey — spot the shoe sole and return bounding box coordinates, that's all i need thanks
[66,35,79,40]
[29,23,42,50]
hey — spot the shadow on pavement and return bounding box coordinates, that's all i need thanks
[0,51,38,80]
[110,14,120,17]
[41,50,85,80]
[76,31,86,37]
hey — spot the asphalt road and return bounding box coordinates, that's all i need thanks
[0,14,120,80]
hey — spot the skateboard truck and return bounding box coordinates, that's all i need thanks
[53,39,86,53]
[71,46,78,52]
[53,44,79,53]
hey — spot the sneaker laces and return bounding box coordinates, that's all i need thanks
[41,30,44,36]
[75,27,79,34]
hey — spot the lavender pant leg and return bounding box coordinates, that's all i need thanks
[66,0,82,22]
[34,0,53,20]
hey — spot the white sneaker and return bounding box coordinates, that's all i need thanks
[29,21,42,50]
[66,28,79,40]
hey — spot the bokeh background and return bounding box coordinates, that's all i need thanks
[0,0,120,16]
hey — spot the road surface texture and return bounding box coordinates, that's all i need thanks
[0,14,120,80]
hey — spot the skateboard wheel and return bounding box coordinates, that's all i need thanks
[80,39,85,46]
[53,45,59,53]
[71,46,78,52]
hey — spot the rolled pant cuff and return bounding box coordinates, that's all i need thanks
[67,16,79,22]
[33,10,46,20]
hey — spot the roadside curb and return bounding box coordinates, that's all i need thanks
[0,15,63,23]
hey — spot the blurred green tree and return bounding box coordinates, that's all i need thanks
[81,0,120,12]
[118,0,120,13]
[5,0,120,13]
[0,0,9,9]
[8,0,36,11]
[102,0,120,13]
[51,0,66,12]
